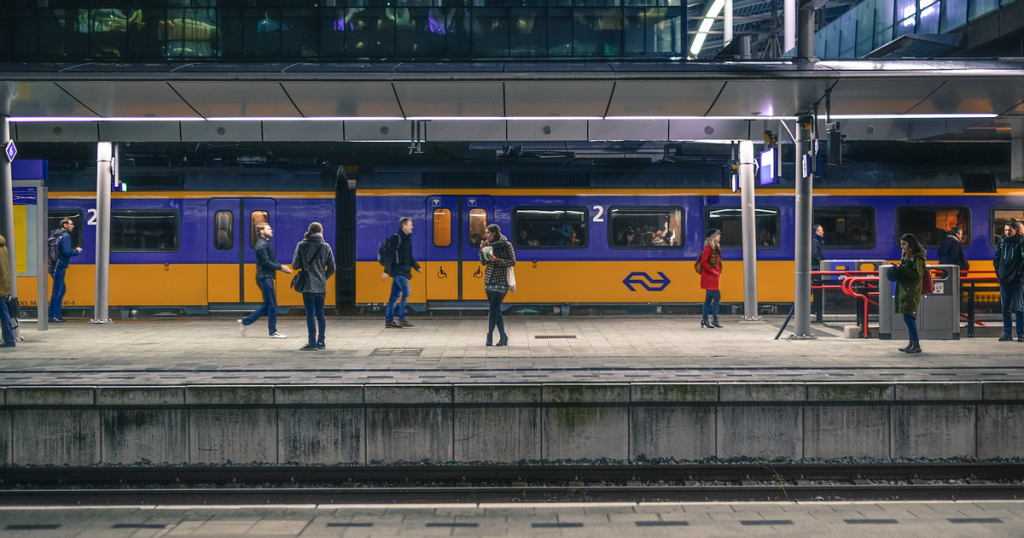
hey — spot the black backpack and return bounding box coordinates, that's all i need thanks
[47,232,61,268]
[377,233,400,267]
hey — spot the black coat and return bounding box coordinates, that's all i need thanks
[811,234,824,270]
[994,234,1024,284]
[383,230,420,279]
[254,237,283,280]
[936,234,969,271]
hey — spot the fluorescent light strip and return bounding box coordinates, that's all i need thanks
[690,0,726,57]
[830,113,998,120]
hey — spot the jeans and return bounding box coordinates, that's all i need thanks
[903,314,919,342]
[999,282,1024,336]
[486,290,507,338]
[48,265,66,319]
[303,292,326,345]
[242,276,277,335]
[385,275,411,324]
[0,297,13,344]
[702,290,721,321]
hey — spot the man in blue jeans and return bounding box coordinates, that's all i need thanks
[382,217,421,328]
[239,223,292,338]
[48,218,82,323]
[0,235,16,347]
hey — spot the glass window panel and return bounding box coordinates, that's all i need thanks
[214,210,234,251]
[896,206,970,248]
[942,0,968,30]
[510,8,547,57]
[513,207,588,248]
[547,7,573,56]
[856,1,876,56]
[875,0,895,46]
[250,210,269,248]
[280,8,318,58]
[812,206,876,249]
[919,0,940,32]
[48,211,84,251]
[573,8,623,57]
[468,208,487,247]
[609,207,684,249]
[344,8,395,58]
[111,211,179,252]
[992,208,1024,247]
[970,0,999,19]
[705,207,780,249]
[433,208,452,248]
[164,8,217,59]
[840,11,856,58]
[471,8,510,57]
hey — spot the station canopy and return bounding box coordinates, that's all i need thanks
[3,60,1023,143]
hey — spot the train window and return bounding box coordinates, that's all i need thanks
[704,207,781,249]
[468,208,487,247]
[992,207,1024,246]
[813,206,876,249]
[433,208,452,248]
[250,211,269,248]
[608,207,684,249]
[47,211,84,251]
[896,206,970,248]
[111,211,179,252]
[512,207,588,248]
[214,211,234,251]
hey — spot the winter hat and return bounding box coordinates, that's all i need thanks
[705,228,721,239]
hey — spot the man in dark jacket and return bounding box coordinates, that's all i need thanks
[239,223,292,338]
[811,224,825,271]
[993,220,1024,341]
[382,217,421,328]
[937,226,969,271]
[0,235,15,347]
[48,218,81,323]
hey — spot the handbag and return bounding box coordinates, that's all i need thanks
[290,242,324,291]
[886,265,899,282]
[507,267,516,292]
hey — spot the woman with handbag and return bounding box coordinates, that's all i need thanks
[479,224,516,346]
[896,233,926,354]
[699,228,723,328]
[291,222,336,351]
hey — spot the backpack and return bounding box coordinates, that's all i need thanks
[922,265,934,295]
[377,233,400,267]
[47,232,61,268]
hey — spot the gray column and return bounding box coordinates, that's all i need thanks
[797,0,815,59]
[0,114,15,302]
[724,0,734,45]
[738,140,761,321]
[784,0,796,52]
[37,186,47,331]
[1012,117,1023,183]
[792,120,815,338]
[92,143,112,324]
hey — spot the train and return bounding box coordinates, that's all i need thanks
[14,160,1023,315]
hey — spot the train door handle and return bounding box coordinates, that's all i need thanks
[438,266,447,279]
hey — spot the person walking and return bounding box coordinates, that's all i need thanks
[382,217,421,329]
[48,218,81,323]
[0,235,15,348]
[993,219,1024,342]
[479,223,516,346]
[937,226,969,272]
[238,223,292,339]
[292,222,336,351]
[699,228,723,328]
[895,233,927,353]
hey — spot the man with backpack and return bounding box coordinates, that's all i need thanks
[381,217,421,328]
[48,218,81,323]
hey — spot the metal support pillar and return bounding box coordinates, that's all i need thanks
[37,184,47,331]
[738,140,762,322]
[724,0,734,45]
[92,142,113,324]
[792,119,816,339]
[0,114,15,303]
[784,0,796,52]
[797,0,815,60]
[1012,117,1024,183]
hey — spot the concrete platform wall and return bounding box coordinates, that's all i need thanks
[1,383,1022,466]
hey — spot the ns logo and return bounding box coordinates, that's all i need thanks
[622,272,671,292]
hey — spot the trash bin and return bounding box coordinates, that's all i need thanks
[879,263,960,340]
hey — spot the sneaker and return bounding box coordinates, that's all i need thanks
[398,320,413,327]
[299,343,317,351]
[48,318,60,323]
[1018,335,1024,342]
[238,319,247,337]
[999,334,1013,342]
[316,342,326,349]
[0,342,14,348]
[385,322,403,329]
[270,332,287,339]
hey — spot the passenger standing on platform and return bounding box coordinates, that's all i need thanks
[993,220,1024,342]
[293,222,336,351]
[896,233,926,354]
[937,226,969,272]
[0,235,15,348]
[699,228,723,329]
[382,217,421,329]
[48,218,81,323]
[479,223,516,346]
[811,224,825,317]
[238,223,292,339]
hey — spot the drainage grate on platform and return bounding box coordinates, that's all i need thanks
[534,335,578,339]
[370,347,423,357]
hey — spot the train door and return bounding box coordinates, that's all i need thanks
[206,198,278,307]
[460,195,494,301]
[423,195,494,303]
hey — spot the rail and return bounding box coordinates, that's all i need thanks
[812,270,880,338]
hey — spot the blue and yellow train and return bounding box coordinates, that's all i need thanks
[17,163,1024,313]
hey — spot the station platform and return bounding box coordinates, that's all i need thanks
[0,316,1022,385]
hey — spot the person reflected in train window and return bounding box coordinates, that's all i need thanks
[993,220,1024,342]
[544,225,567,246]
[699,228,723,329]
[896,233,927,354]
[239,223,292,340]
[480,224,516,347]
[517,228,539,247]
[293,222,336,351]
[48,218,82,323]
[382,217,421,329]
[937,226,969,272]
[0,235,15,348]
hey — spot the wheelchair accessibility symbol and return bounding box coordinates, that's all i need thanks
[622,272,671,292]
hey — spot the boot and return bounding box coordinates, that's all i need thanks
[907,341,922,354]
[712,318,722,328]
[898,340,914,352]
[497,333,509,346]
[701,319,715,328]
[486,334,493,346]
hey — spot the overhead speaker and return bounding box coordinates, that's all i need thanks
[961,172,996,193]
[827,130,842,166]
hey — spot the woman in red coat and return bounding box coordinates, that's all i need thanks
[700,228,723,328]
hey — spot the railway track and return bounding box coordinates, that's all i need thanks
[1,464,1022,504]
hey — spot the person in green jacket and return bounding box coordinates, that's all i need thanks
[896,233,927,354]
